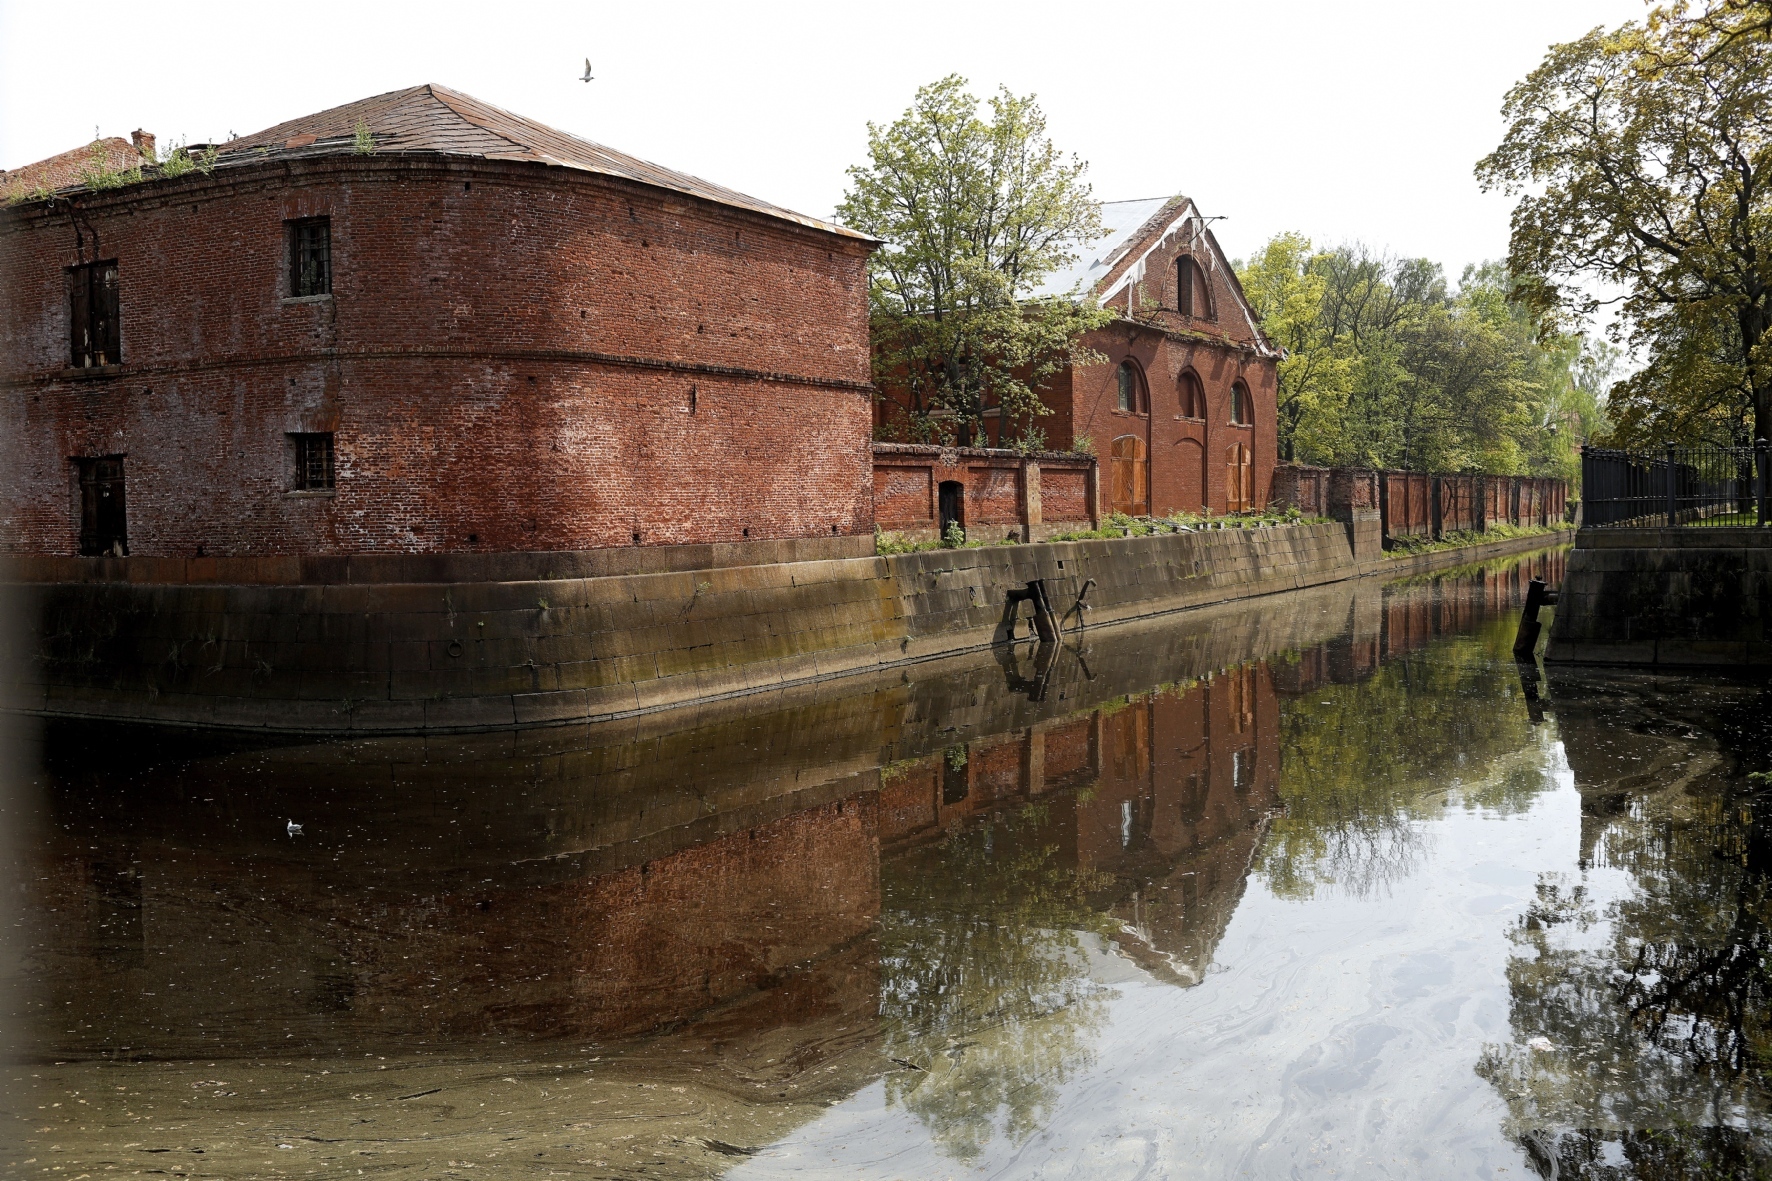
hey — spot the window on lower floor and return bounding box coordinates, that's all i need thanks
[68,260,120,368]
[292,432,335,490]
[76,456,127,556]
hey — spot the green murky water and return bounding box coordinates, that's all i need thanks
[8,547,1772,1179]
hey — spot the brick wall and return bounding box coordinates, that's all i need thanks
[0,155,873,557]
[1273,465,1571,545]
[870,443,1096,542]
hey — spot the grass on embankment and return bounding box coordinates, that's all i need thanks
[1381,522,1564,558]
[875,508,1331,555]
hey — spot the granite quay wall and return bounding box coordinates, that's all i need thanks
[5,523,1359,733]
[871,443,1097,544]
[3,521,1575,735]
[1546,527,1772,667]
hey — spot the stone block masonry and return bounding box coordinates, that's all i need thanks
[2,523,1571,733]
[1547,527,1772,667]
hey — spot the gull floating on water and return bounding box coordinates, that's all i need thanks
[286,820,304,837]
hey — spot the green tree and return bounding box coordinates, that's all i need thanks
[1476,1,1772,444]
[838,76,1113,448]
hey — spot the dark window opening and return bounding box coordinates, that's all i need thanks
[1231,381,1252,425]
[1179,370,1206,419]
[292,432,335,490]
[942,746,970,805]
[1177,256,1214,321]
[68,260,120,368]
[289,217,332,297]
[76,456,127,557]
[1116,360,1148,414]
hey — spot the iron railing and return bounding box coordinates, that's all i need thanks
[1582,441,1770,528]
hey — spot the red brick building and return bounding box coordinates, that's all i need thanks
[874,196,1280,518]
[0,85,874,559]
[1032,197,1279,517]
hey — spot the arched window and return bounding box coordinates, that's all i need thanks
[1116,360,1148,414]
[1178,370,1206,419]
[1230,381,1252,426]
[1177,257,1214,321]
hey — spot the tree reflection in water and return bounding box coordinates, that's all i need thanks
[878,802,1115,1161]
[1480,677,1772,1178]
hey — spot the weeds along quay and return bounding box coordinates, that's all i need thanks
[1,524,1570,734]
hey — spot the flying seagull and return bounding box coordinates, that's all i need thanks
[581,58,594,83]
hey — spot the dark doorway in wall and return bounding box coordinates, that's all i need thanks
[76,456,127,556]
[938,480,964,541]
[942,746,970,805]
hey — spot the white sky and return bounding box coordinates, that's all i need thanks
[1,0,1650,281]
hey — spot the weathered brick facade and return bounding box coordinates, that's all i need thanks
[0,86,875,559]
[873,197,1280,518]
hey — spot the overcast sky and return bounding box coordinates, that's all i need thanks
[2,0,1649,285]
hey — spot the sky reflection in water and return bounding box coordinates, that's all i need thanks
[10,547,1772,1179]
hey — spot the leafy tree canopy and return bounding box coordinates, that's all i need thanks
[1477,0,1772,446]
[1236,238,1603,477]
[838,76,1113,449]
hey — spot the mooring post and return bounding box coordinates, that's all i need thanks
[1512,576,1556,659]
[1666,440,1678,527]
[1758,438,1769,527]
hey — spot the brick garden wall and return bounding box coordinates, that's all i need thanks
[0,155,874,558]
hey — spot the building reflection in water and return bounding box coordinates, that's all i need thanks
[11,550,1571,1173]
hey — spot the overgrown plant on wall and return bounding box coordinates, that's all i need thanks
[1477,0,1772,447]
[839,76,1114,450]
[1237,238,1607,480]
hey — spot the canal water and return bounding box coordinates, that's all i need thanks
[6,547,1772,1179]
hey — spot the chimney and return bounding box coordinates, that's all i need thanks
[131,129,156,161]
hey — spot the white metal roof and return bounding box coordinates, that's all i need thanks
[1027,196,1176,299]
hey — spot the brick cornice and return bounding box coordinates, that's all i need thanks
[3,347,875,395]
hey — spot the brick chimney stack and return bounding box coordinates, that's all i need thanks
[131,129,156,161]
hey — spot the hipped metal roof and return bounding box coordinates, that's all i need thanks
[53,84,868,240]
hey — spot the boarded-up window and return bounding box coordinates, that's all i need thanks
[1111,435,1149,516]
[76,456,127,556]
[289,217,332,297]
[1178,370,1206,419]
[1226,442,1253,512]
[292,432,336,490]
[68,260,120,368]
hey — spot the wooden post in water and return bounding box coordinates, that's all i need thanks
[1513,577,1559,659]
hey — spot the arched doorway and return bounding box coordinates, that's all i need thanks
[1111,435,1148,516]
[1225,442,1253,512]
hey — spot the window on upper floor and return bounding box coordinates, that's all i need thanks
[1116,360,1148,415]
[289,217,332,297]
[68,260,120,368]
[291,432,336,491]
[1177,256,1214,321]
[1178,370,1206,419]
[1231,381,1253,426]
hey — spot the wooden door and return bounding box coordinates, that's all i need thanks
[1225,443,1252,512]
[1111,435,1148,516]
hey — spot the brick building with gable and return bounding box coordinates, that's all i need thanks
[0,85,875,563]
[873,196,1280,520]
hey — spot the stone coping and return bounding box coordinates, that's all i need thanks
[0,533,874,587]
[1576,526,1772,549]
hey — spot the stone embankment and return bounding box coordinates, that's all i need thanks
[1547,527,1772,667]
[3,525,1570,733]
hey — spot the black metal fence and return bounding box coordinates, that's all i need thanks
[1582,441,1770,528]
